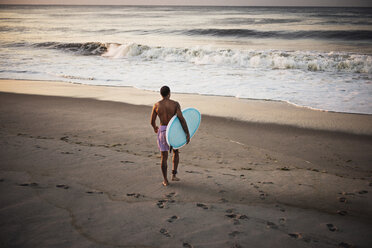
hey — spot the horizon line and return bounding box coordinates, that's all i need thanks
[1,4,371,8]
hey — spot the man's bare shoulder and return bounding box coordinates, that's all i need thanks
[169,99,180,107]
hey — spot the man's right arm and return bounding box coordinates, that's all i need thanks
[150,104,158,133]
[176,102,190,144]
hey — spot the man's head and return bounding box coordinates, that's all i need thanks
[160,86,170,98]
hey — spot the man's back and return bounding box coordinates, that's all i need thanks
[155,99,179,126]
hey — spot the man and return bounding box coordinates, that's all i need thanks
[151,86,190,186]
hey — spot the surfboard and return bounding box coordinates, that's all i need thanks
[166,107,201,149]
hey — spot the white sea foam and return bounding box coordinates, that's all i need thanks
[102,43,372,74]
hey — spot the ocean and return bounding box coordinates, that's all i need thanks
[0,5,371,114]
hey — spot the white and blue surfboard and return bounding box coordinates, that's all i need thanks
[166,107,201,149]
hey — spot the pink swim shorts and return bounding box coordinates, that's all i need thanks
[157,125,169,152]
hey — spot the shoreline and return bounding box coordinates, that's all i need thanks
[1,79,371,135]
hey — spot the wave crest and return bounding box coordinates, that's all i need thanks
[102,43,372,74]
[34,42,107,55]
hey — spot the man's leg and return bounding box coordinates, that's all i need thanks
[171,149,180,181]
[161,151,169,186]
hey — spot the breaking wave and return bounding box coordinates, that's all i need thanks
[34,42,107,55]
[29,41,372,74]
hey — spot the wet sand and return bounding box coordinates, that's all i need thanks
[0,83,372,247]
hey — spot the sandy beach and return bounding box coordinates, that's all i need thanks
[1,80,372,248]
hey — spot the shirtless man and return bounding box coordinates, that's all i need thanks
[151,86,190,186]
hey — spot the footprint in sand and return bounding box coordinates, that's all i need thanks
[196,203,208,209]
[229,231,241,237]
[18,182,38,187]
[288,233,302,239]
[167,215,178,223]
[86,191,103,194]
[275,204,286,212]
[159,228,171,237]
[121,160,134,164]
[358,190,368,194]
[279,217,286,225]
[337,210,348,216]
[226,214,237,218]
[338,242,354,248]
[219,198,228,203]
[183,242,193,248]
[326,223,338,232]
[266,221,278,229]
[165,192,176,198]
[259,193,268,200]
[338,197,347,203]
[127,193,143,198]
[61,151,73,154]
[231,243,243,248]
[56,184,69,189]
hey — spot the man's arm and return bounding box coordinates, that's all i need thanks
[150,104,159,133]
[176,102,190,144]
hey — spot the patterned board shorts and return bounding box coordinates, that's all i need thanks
[157,125,170,152]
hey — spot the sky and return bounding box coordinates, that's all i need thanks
[0,0,371,7]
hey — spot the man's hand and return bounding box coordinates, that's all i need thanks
[153,126,159,134]
[186,133,190,144]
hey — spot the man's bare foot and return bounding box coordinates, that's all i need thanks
[171,175,180,181]
[162,180,170,186]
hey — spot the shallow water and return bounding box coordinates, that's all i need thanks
[0,5,371,114]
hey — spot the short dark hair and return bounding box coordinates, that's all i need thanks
[160,86,170,97]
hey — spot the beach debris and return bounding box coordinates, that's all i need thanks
[326,223,338,232]
[159,228,171,237]
[60,136,69,141]
[346,159,352,163]
[279,217,286,225]
[262,182,274,184]
[196,203,208,209]
[278,167,290,171]
[369,182,372,187]
[241,167,252,170]
[219,198,228,203]
[0,179,4,182]
[56,184,69,189]
[225,209,234,213]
